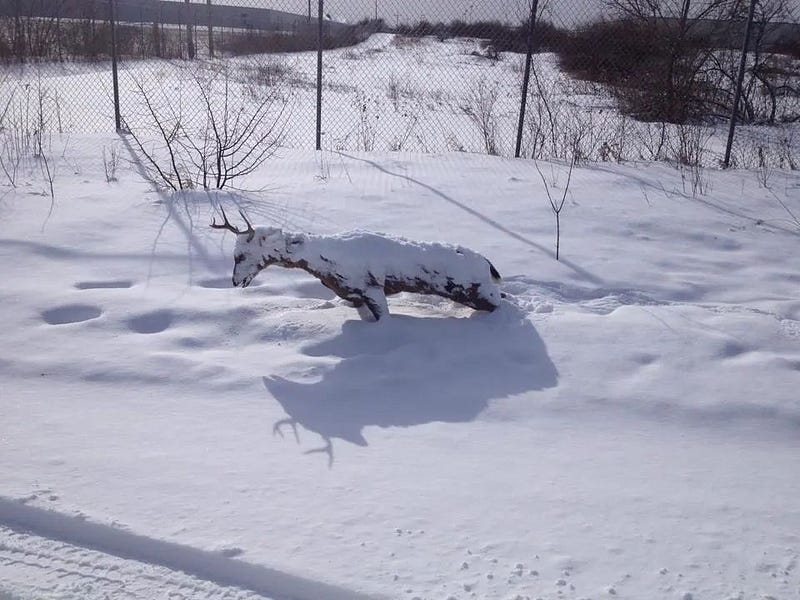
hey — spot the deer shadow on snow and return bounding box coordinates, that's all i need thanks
[263,303,558,466]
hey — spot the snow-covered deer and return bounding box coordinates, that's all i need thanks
[211,208,502,321]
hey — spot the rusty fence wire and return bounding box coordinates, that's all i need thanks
[1,0,799,174]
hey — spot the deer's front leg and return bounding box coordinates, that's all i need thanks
[360,286,389,321]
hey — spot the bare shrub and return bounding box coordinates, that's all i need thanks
[768,188,800,232]
[103,144,120,183]
[0,75,61,197]
[471,42,499,61]
[670,123,712,196]
[387,77,401,111]
[603,114,634,162]
[386,74,416,112]
[125,65,290,191]
[390,36,423,50]
[350,91,379,152]
[0,82,22,186]
[565,109,598,163]
[733,128,798,181]
[243,61,307,89]
[775,130,798,170]
[459,79,500,155]
[634,121,671,161]
[523,62,564,160]
[445,132,466,153]
[33,80,56,200]
[0,139,20,187]
[755,146,773,187]
[671,123,711,166]
[388,110,421,152]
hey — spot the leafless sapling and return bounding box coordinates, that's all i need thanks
[534,156,575,261]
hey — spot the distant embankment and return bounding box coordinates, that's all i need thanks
[0,0,353,35]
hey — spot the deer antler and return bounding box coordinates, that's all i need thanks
[210,206,255,237]
[238,209,254,234]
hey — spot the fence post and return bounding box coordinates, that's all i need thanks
[109,0,122,132]
[153,4,163,59]
[206,0,214,58]
[12,0,23,63]
[139,7,145,59]
[185,0,196,59]
[723,0,757,168]
[515,0,539,158]
[315,0,324,150]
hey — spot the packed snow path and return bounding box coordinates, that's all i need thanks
[0,497,376,600]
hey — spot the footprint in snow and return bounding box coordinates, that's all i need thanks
[195,277,233,289]
[716,340,749,359]
[74,280,133,290]
[41,304,103,325]
[632,353,658,366]
[126,310,173,334]
[175,337,209,349]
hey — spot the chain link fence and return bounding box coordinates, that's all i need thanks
[1,0,799,182]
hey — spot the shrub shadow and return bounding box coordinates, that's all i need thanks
[263,304,558,466]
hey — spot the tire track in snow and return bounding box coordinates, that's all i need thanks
[0,525,269,600]
[0,497,382,600]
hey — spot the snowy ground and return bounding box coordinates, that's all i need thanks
[1,141,800,600]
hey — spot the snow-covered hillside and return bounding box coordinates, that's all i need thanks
[1,140,799,599]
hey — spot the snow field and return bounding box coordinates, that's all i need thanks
[1,143,800,599]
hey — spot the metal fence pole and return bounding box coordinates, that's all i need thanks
[206,0,214,58]
[139,8,145,59]
[514,0,538,158]
[185,0,196,59]
[723,0,757,168]
[109,0,122,132]
[315,0,323,150]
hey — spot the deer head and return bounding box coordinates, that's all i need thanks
[210,207,287,288]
